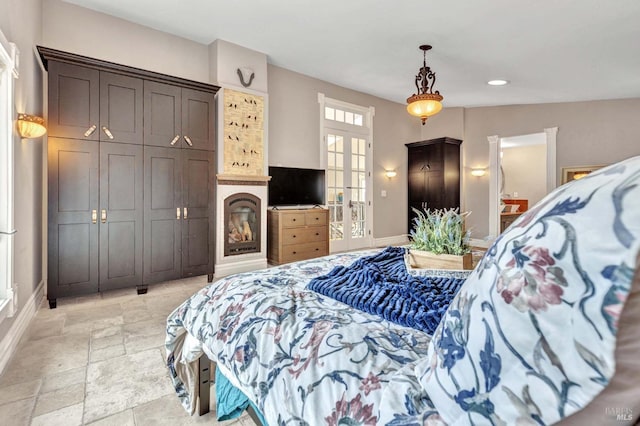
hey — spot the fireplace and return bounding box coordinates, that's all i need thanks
[224,193,260,256]
[215,176,269,277]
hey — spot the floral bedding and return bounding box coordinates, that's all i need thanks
[165,249,434,425]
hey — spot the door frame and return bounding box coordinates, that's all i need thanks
[318,93,374,252]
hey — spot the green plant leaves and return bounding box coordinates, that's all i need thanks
[409,207,471,255]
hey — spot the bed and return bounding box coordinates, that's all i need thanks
[166,155,640,425]
[165,247,463,424]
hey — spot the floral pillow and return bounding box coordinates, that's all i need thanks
[416,156,640,425]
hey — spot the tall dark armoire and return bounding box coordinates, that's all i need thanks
[39,46,219,308]
[406,137,462,233]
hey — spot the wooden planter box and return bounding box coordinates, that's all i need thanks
[407,249,473,270]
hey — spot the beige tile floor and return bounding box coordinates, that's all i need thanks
[0,276,256,426]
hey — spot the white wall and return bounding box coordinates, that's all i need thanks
[42,0,210,84]
[502,144,547,207]
[422,99,640,237]
[267,64,421,238]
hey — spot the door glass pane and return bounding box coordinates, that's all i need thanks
[348,138,366,239]
[328,133,345,242]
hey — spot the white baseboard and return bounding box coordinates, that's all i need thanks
[374,235,409,247]
[0,279,44,375]
[215,258,268,278]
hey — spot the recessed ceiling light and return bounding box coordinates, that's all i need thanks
[488,79,509,86]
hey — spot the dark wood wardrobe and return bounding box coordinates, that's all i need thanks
[39,47,219,308]
[406,137,462,233]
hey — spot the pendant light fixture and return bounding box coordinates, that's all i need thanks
[406,45,443,125]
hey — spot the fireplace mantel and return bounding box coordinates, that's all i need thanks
[217,174,271,186]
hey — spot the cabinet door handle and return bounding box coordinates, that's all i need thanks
[292,251,297,255]
[102,126,114,139]
[315,232,319,236]
[91,209,97,224]
[292,235,296,238]
[183,207,188,219]
[183,136,193,147]
[84,125,97,137]
[176,208,181,220]
[101,209,107,223]
[170,135,180,146]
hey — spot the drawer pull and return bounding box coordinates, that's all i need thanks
[292,235,296,238]
[315,217,319,220]
[292,251,297,255]
[315,232,319,236]
[292,218,296,222]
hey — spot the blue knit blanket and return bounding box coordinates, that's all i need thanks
[307,246,466,335]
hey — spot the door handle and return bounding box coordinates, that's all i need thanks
[84,125,97,137]
[91,209,97,224]
[102,126,114,139]
[183,207,188,219]
[176,207,181,220]
[101,209,107,223]
[183,136,193,147]
[170,135,180,146]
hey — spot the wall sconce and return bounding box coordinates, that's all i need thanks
[471,168,486,177]
[17,114,47,138]
[385,170,397,179]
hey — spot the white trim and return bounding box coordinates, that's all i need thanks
[215,258,268,278]
[487,135,500,238]
[0,280,45,375]
[544,127,558,192]
[0,31,17,320]
[374,234,409,247]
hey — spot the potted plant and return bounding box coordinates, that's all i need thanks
[407,207,473,270]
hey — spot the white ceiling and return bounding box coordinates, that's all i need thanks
[62,0,640,108]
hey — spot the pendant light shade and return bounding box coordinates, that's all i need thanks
[407,45,443,125]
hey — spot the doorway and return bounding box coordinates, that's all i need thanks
[487,127,558,238]
[319,94,374,253]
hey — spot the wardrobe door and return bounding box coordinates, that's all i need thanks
[143,146,182,284]
[48,62,99,140]
[181,88,215,151]
[181,149,215,277]
[48,138,99,301]
[143,81,182,148]
[99,142,143,290]
[100,72,143,144]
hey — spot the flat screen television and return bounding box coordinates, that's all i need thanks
[268,166,325,206]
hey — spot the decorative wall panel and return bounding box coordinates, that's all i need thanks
[223,89,264,176]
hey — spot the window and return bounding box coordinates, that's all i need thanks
[0,31,17,321]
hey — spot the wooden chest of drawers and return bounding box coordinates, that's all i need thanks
[267,208,329,265]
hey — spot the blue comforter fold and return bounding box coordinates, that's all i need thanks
[307,246,466,334]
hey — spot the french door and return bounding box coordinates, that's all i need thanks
[326,130,370,252]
